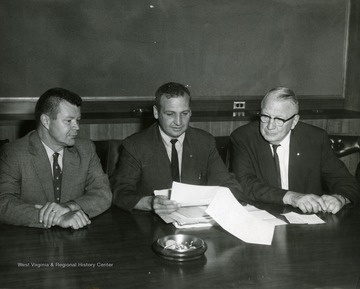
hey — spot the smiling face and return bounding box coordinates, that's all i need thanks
[40,100,81,151]
[260,94,299,145]
[153,94,192,138]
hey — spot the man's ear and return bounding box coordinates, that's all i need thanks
[291,114,300,130]
[153,105,159,120]
[40,114,50,130]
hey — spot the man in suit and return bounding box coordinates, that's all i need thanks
[111,82,243,214]
[230,87,359,214]
[0,88,112,229]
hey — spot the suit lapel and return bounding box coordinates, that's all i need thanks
[288,129,301,189]
[181,130,193,181]
[152,126,173,184]
[61,146,80,201]
[29,132,55,202]
[258,137,279,187]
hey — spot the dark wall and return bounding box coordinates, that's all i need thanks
[0,0,348,99]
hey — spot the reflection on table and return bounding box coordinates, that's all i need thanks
[1,204,360,289]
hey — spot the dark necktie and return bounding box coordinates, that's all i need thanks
[53,152,62,203]
[170,139,180,182]
[272,144,282,188]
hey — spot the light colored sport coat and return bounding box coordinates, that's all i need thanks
[0,130,112,227]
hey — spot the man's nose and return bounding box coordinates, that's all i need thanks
[267,118,276,130]
[72,121,80,130]
[174,114,182,125]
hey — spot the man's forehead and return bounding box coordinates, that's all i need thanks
[160,95,190,107]
[57,101,81,116]
[263,96,297,110]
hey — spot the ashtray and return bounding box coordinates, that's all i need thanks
[152,234,207,261]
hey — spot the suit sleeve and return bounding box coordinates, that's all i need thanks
[320,133,360,204]
[230,132,287,204]
[110,139,144,212]
[0,144,43,228]
[71,141,112,217]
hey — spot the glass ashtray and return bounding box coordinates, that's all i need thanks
[152,234,207,261]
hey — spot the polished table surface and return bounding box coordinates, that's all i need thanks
[1,204,360,289]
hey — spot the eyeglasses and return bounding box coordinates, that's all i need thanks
[259,113,297,127]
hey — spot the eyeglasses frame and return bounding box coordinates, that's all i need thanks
[259,113,298,127]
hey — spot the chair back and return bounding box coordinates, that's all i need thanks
[0,139,9,147]
[93,140,123,176]
[328,135,360,179]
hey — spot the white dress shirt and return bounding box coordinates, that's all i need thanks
[42,142,64,177]
[159,128,185,180]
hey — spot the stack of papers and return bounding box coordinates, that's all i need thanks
[154,182,326,245]
[157,206,215,228]
[155,182,218,228]
[155,182,279,244]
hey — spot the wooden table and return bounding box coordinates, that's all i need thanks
[1,204,360,289]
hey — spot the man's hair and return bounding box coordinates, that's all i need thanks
[35,87,82,127]
[154,82,191,109]
[261,86,299,110]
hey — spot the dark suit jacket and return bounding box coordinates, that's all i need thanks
[110,123,243,211]
[230,121,360,205]
[0,131,112,228]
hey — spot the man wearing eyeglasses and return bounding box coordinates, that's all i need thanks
[230,87,359,214]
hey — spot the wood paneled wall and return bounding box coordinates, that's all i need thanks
[1,118,359,174]
[2,118,360,141]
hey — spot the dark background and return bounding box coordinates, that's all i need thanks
[0,0,348,99]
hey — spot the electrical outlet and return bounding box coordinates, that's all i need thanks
[233,111,245,117]
[233,101,246,109]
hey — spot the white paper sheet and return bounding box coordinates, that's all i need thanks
[206,189,275,245]
[244,205,287,226]
[170,182,219,207]
[173,222,213,229]
[154,188,171,198]
[171,207,212,225]
[281,212,325,224]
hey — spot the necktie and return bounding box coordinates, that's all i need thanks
[272,144,282,188]
[170,139,180,182]
[53,152,62,203]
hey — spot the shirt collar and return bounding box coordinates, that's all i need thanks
[158,127,185,146]
[41,141,64,159]
[275,130,292,148]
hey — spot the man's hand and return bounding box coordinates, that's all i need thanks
[35,202,71,228]
[152,196,180,215]
[56,210,91,229]
[321,194,348,214]
[134,196,180,215]
[283,191,327,213]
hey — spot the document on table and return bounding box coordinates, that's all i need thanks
[206,189,275,245]
[244,205,287,226]
[154,183,218,228]
[157,206,215,228]
[281,212,325,224]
